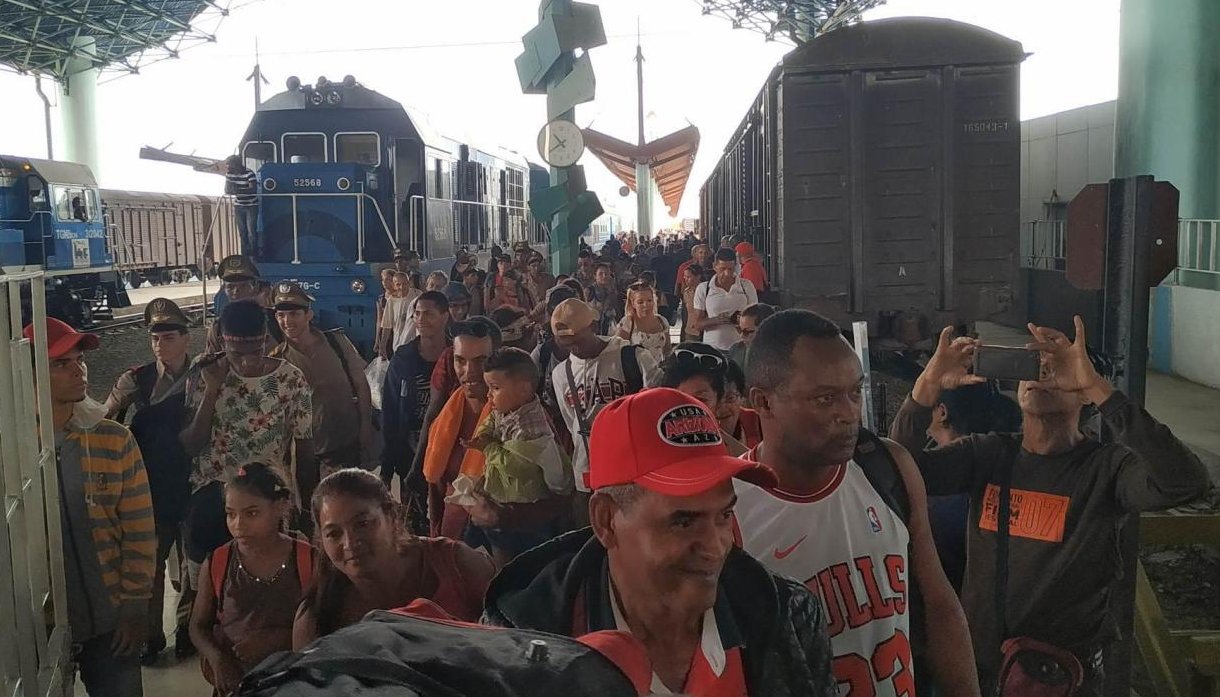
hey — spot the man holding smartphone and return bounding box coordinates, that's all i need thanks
[890,316,1210,697]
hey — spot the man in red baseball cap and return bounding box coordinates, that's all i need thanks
[23,318,154,696]
[484,387,837,697]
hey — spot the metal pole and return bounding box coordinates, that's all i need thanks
[544,0,576,274]
[634,31,653,238]
[852,320,875,431]
[34,75,54,159]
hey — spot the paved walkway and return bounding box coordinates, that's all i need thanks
[977,321,1220,476]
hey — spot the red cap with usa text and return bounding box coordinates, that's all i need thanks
[587,388,776,496]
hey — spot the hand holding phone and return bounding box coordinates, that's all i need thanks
[972,345,1041,381]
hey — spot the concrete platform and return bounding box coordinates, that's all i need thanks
[117,280,217,319]
[977,321,1220,477]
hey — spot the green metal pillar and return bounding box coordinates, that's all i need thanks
[1116,0,1220,219]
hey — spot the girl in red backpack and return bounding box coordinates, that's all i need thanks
[189,463,314,695]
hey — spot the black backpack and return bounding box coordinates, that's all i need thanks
[236,610,642,697]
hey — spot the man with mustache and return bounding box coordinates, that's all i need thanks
[484,388,838,696]
[889,317,1209,697]
[734,309,979,697]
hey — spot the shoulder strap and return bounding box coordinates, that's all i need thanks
[322,329,360,399]
[133,363,158,407]
[852,428,910,524]
[536,342,553,395]
[995,453,1015,639]
[210,541,232,606]
[695,281,709,306]
[620,344,644,394]
[295,540,315,590]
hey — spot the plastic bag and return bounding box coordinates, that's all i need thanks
[365,357,389,411]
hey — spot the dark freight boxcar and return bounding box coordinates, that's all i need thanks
[702,18,1025,346]
[103,190,239,284]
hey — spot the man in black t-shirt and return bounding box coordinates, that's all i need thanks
[382,291,450,501]
[891,317,1210,697]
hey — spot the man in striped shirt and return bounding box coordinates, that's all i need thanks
[26,318,156,697]
[224,155,259,254]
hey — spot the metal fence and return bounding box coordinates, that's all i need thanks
[1020,220,1066,270]
[1177,219,1220,277]
[0,271,72,696]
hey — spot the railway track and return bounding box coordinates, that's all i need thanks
[93,302,208,332]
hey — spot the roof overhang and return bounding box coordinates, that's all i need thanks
[0,0,245,82]
[583,125,699,217]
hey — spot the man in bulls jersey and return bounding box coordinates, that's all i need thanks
[485,388,839,697]
[891,318,1209,697]
[736,310,980,697]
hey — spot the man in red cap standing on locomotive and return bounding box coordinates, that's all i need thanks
[484,387,837,697]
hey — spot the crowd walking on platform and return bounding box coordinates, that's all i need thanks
[24,227,1213,697]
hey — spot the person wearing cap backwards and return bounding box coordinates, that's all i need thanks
[393,247,423,290]
[270,281,373,475]
[180,301,313,577]
[734,309,980,697]
[734,242,768,294]
[549,299,660,521]
[103,298,197,663]
[24,318,155,696]
[205,254,282,354]
[483,388,838,697]
[444,282,472,322]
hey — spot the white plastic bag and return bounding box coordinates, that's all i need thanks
[365,356,390,411]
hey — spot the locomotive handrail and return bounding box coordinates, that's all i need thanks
[407,194,540,254]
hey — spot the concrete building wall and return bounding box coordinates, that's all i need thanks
[1020,101,1115,222]
[1166,285,1220,389]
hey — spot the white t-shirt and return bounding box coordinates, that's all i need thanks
[616,315,671,363]
[692,276,758,350]
[381,288,422,351]
[551,336,661,491]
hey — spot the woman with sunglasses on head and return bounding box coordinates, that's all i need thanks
[293,469,495,649]
[615,280,672,362]
[656,342,749,456]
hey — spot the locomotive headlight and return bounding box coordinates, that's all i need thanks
[263,178,278,191]
[336,177,351,191]
[350,279,366,294]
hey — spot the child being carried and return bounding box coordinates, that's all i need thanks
[447,347,572,507]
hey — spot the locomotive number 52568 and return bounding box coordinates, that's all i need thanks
[293,178,323,188]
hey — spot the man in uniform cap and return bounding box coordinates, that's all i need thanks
[270,281,372,475]
[483,388,837,697]
[104,298,198,662]
[206,254,282,354]
[25,318,155,695]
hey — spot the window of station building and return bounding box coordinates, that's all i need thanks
[243,141,277,171]
[335,133,380,166]
[282,133,327,164]
[53,186,97,222]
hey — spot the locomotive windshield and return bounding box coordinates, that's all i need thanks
[335,133,379,166]
[282,133,326,163]
[243,141,277,171]
[53,186,98,222]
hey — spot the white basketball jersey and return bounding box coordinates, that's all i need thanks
[734,461,914,697]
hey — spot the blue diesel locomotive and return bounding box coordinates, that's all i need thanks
[237,75,542,353]
[0,156,130,325]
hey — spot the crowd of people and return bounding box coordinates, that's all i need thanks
[28,228,1212,697]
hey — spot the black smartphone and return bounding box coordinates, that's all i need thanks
[972,345,1041,381]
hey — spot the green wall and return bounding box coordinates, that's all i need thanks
[1116,0,1220,219]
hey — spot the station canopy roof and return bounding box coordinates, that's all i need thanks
[0,0,241,81]
[583,125,700,217]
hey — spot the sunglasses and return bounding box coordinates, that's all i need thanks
[672,348,726,372]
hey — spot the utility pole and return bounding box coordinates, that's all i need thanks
[634,23,653,238]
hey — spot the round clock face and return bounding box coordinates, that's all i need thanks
[537,120,585,168]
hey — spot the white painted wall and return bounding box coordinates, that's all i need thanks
[1168,285,1220,389]
[1020,101,1116,222]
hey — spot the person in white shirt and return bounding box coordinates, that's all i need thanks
[379,271,423,356]
[548,299,660,506]
[689,247,758,351]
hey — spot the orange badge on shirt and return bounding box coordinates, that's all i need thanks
[979,484,1070,543]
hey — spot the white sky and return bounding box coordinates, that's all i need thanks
[0,0,1119,225]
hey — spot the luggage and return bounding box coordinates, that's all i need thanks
[237,604,648,697]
